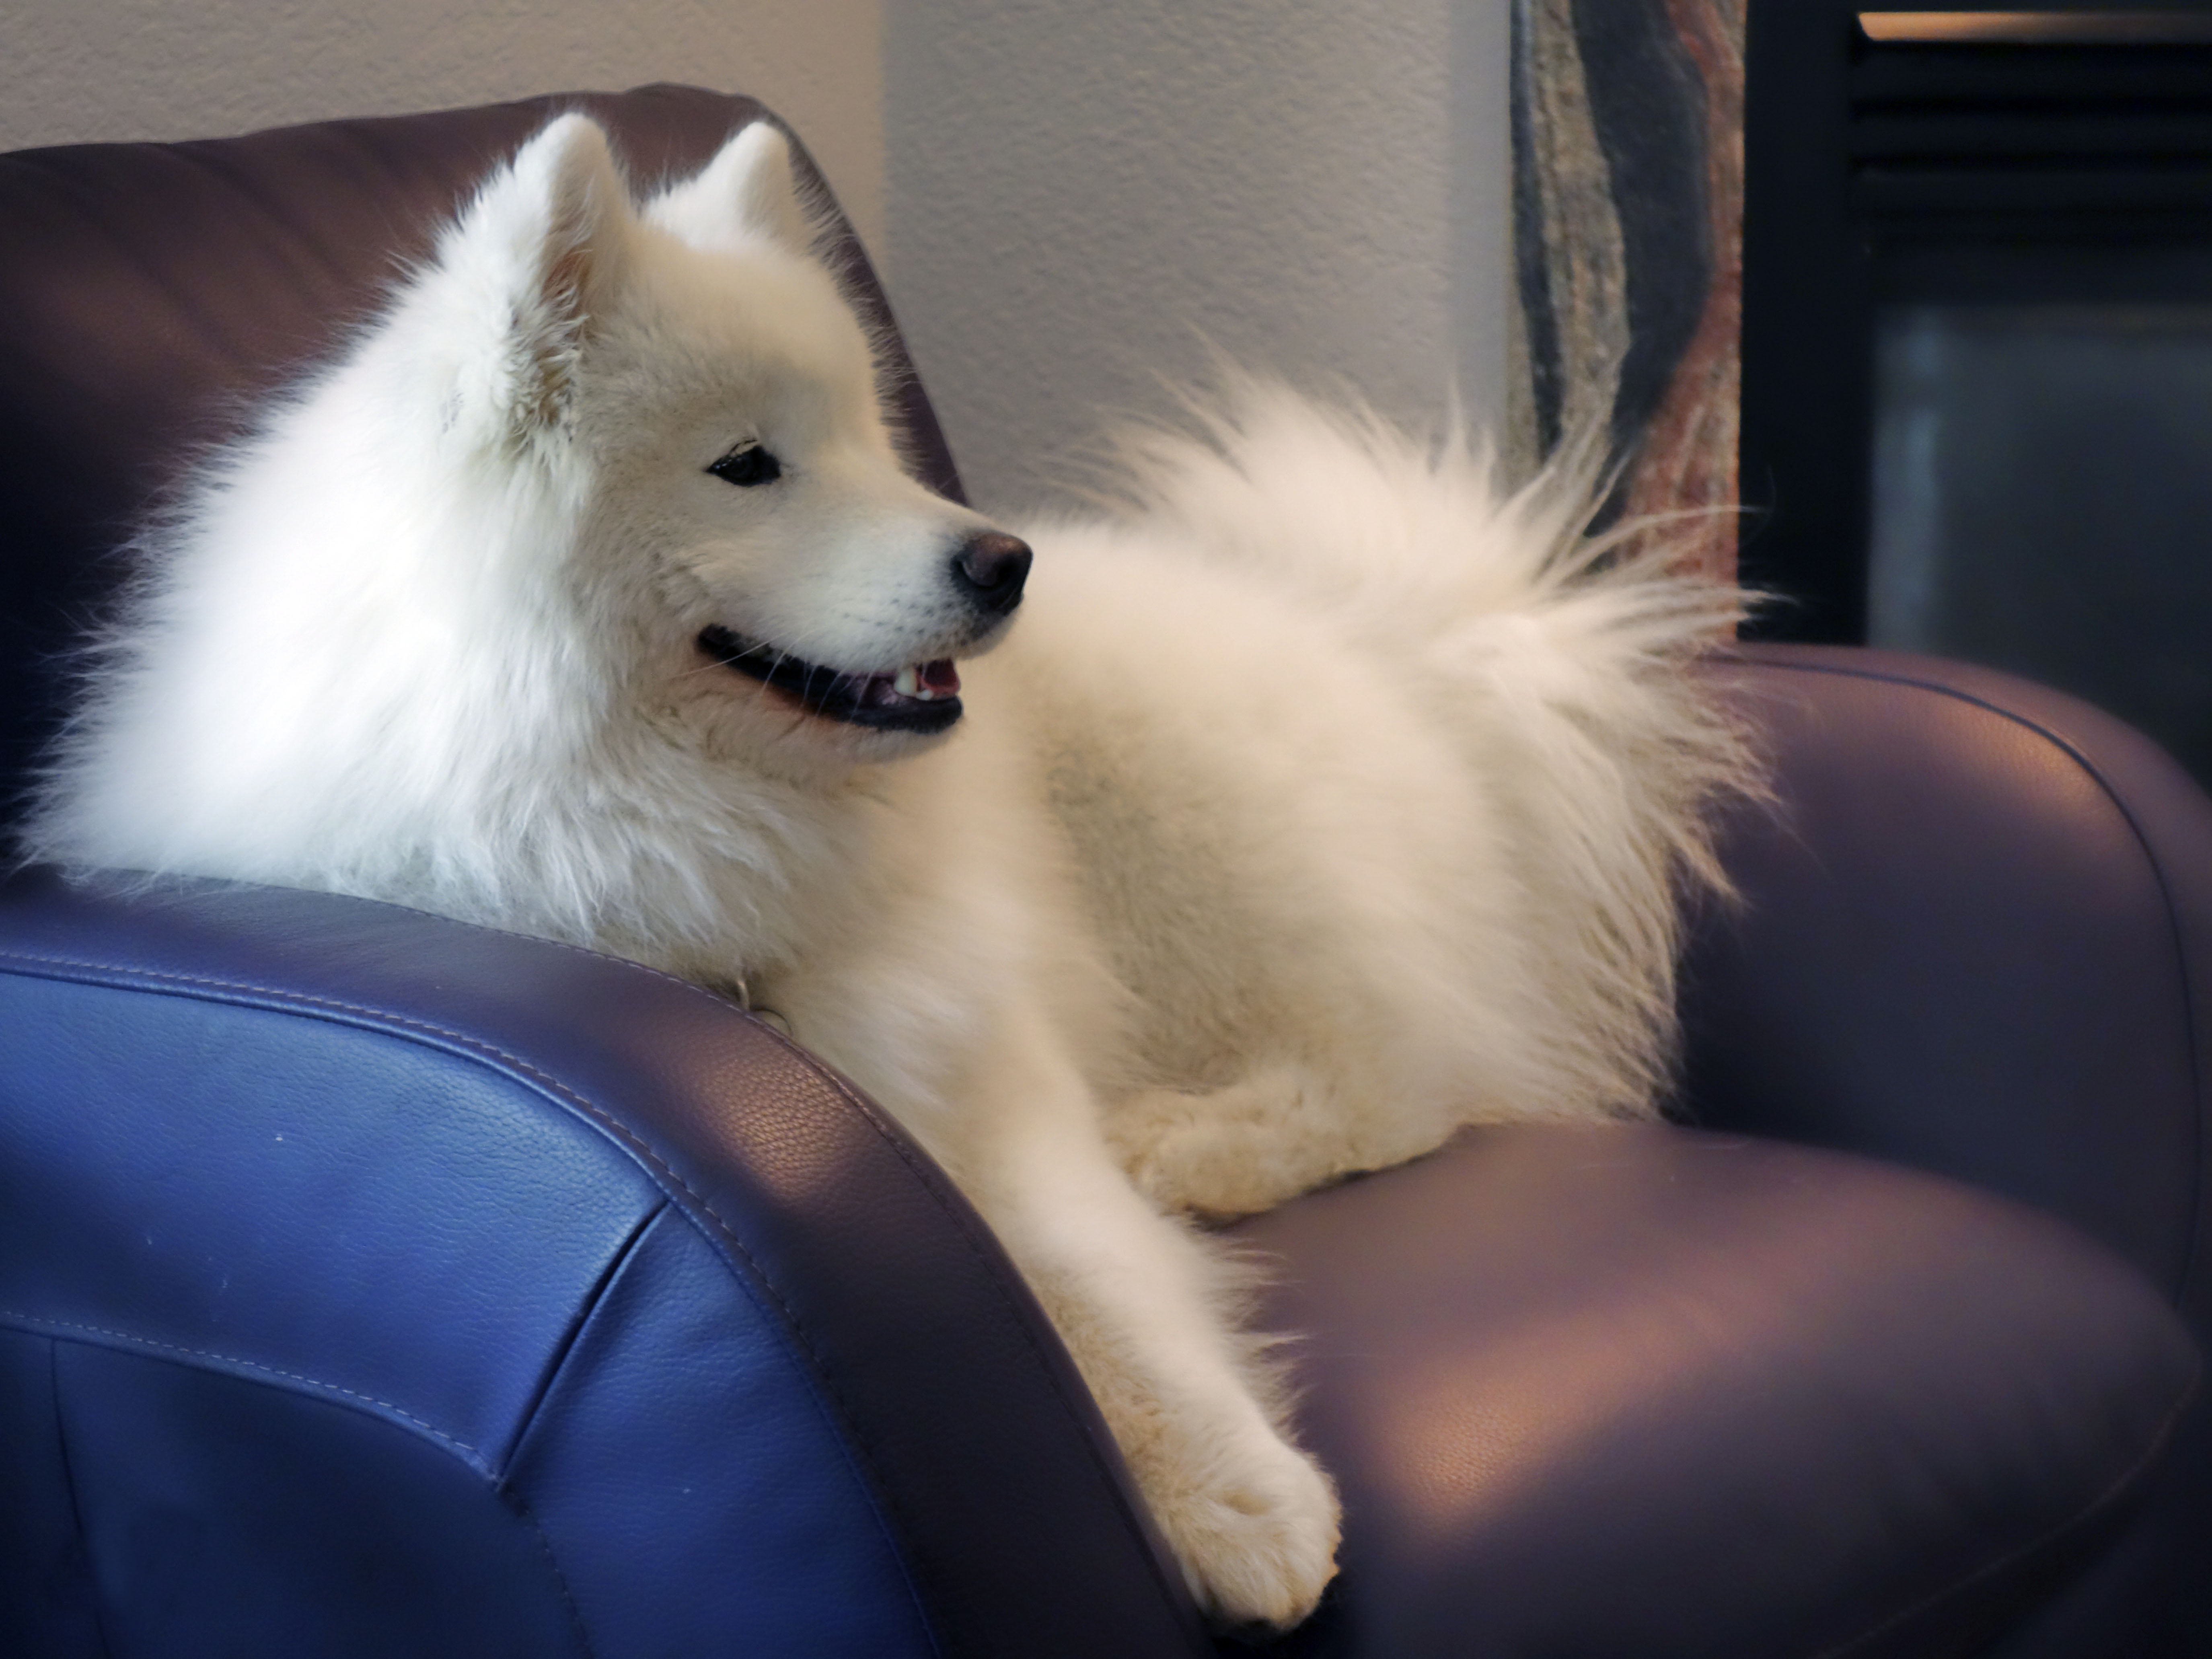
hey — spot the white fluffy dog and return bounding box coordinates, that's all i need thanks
[23,116,1753,1629]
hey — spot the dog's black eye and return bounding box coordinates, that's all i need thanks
[707,443,782,487]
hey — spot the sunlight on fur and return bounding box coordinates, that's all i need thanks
[19,114,1760,1632]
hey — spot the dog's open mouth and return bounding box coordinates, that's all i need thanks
[698,624,964,734]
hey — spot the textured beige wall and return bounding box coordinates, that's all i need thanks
[0,0,885,248]
[882,0,1514,510]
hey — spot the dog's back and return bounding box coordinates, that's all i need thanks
[956,391,1755,1215]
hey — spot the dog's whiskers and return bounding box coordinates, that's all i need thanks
[765,650,823,742]
[747,654,781,715]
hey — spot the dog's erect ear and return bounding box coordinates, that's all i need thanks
[437,113,631,438]
[646,121,819,256]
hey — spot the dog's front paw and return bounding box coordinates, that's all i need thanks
[1143,1423,1342,1629]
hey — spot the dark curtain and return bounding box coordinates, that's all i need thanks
[1511,0,1743,578]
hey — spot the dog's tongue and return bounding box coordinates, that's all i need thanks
[920,659,960,696]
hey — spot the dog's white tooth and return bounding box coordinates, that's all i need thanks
[894,665,919,698]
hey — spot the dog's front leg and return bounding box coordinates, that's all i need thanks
[951,1011,1341,1632]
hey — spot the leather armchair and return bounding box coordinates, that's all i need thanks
[1,88,2204,1658]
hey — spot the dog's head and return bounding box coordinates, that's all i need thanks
[420,114,1025,771]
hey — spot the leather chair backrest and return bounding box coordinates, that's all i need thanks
[1679,646,2212,1335]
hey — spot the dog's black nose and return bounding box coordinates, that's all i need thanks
[951,531,1032,616]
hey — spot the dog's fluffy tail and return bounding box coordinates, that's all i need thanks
[1105,385,1764,1116]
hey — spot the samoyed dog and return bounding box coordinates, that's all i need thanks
[22,115,1753,1628]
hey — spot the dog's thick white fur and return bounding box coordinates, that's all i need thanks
[22,117,1754,1629]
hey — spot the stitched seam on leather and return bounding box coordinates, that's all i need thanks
[29,1309,601,1657]
[3,1310,484,1465]
[657,1224,948,1657]
[496,1483,599,1659]
[493,1202,935,1659]
[1805,1357,2202,1659]
[44,1334,117,1659]
[0,946,950,1652]
[502,1199,668,1470]
[497,1209,944,1659]
[0,945,795,1257]
[1760,656,2210,1311]
[46,871,757,1019]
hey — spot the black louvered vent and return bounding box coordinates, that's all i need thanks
[1851,13,2212,226]
[1741,2,2212,669]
